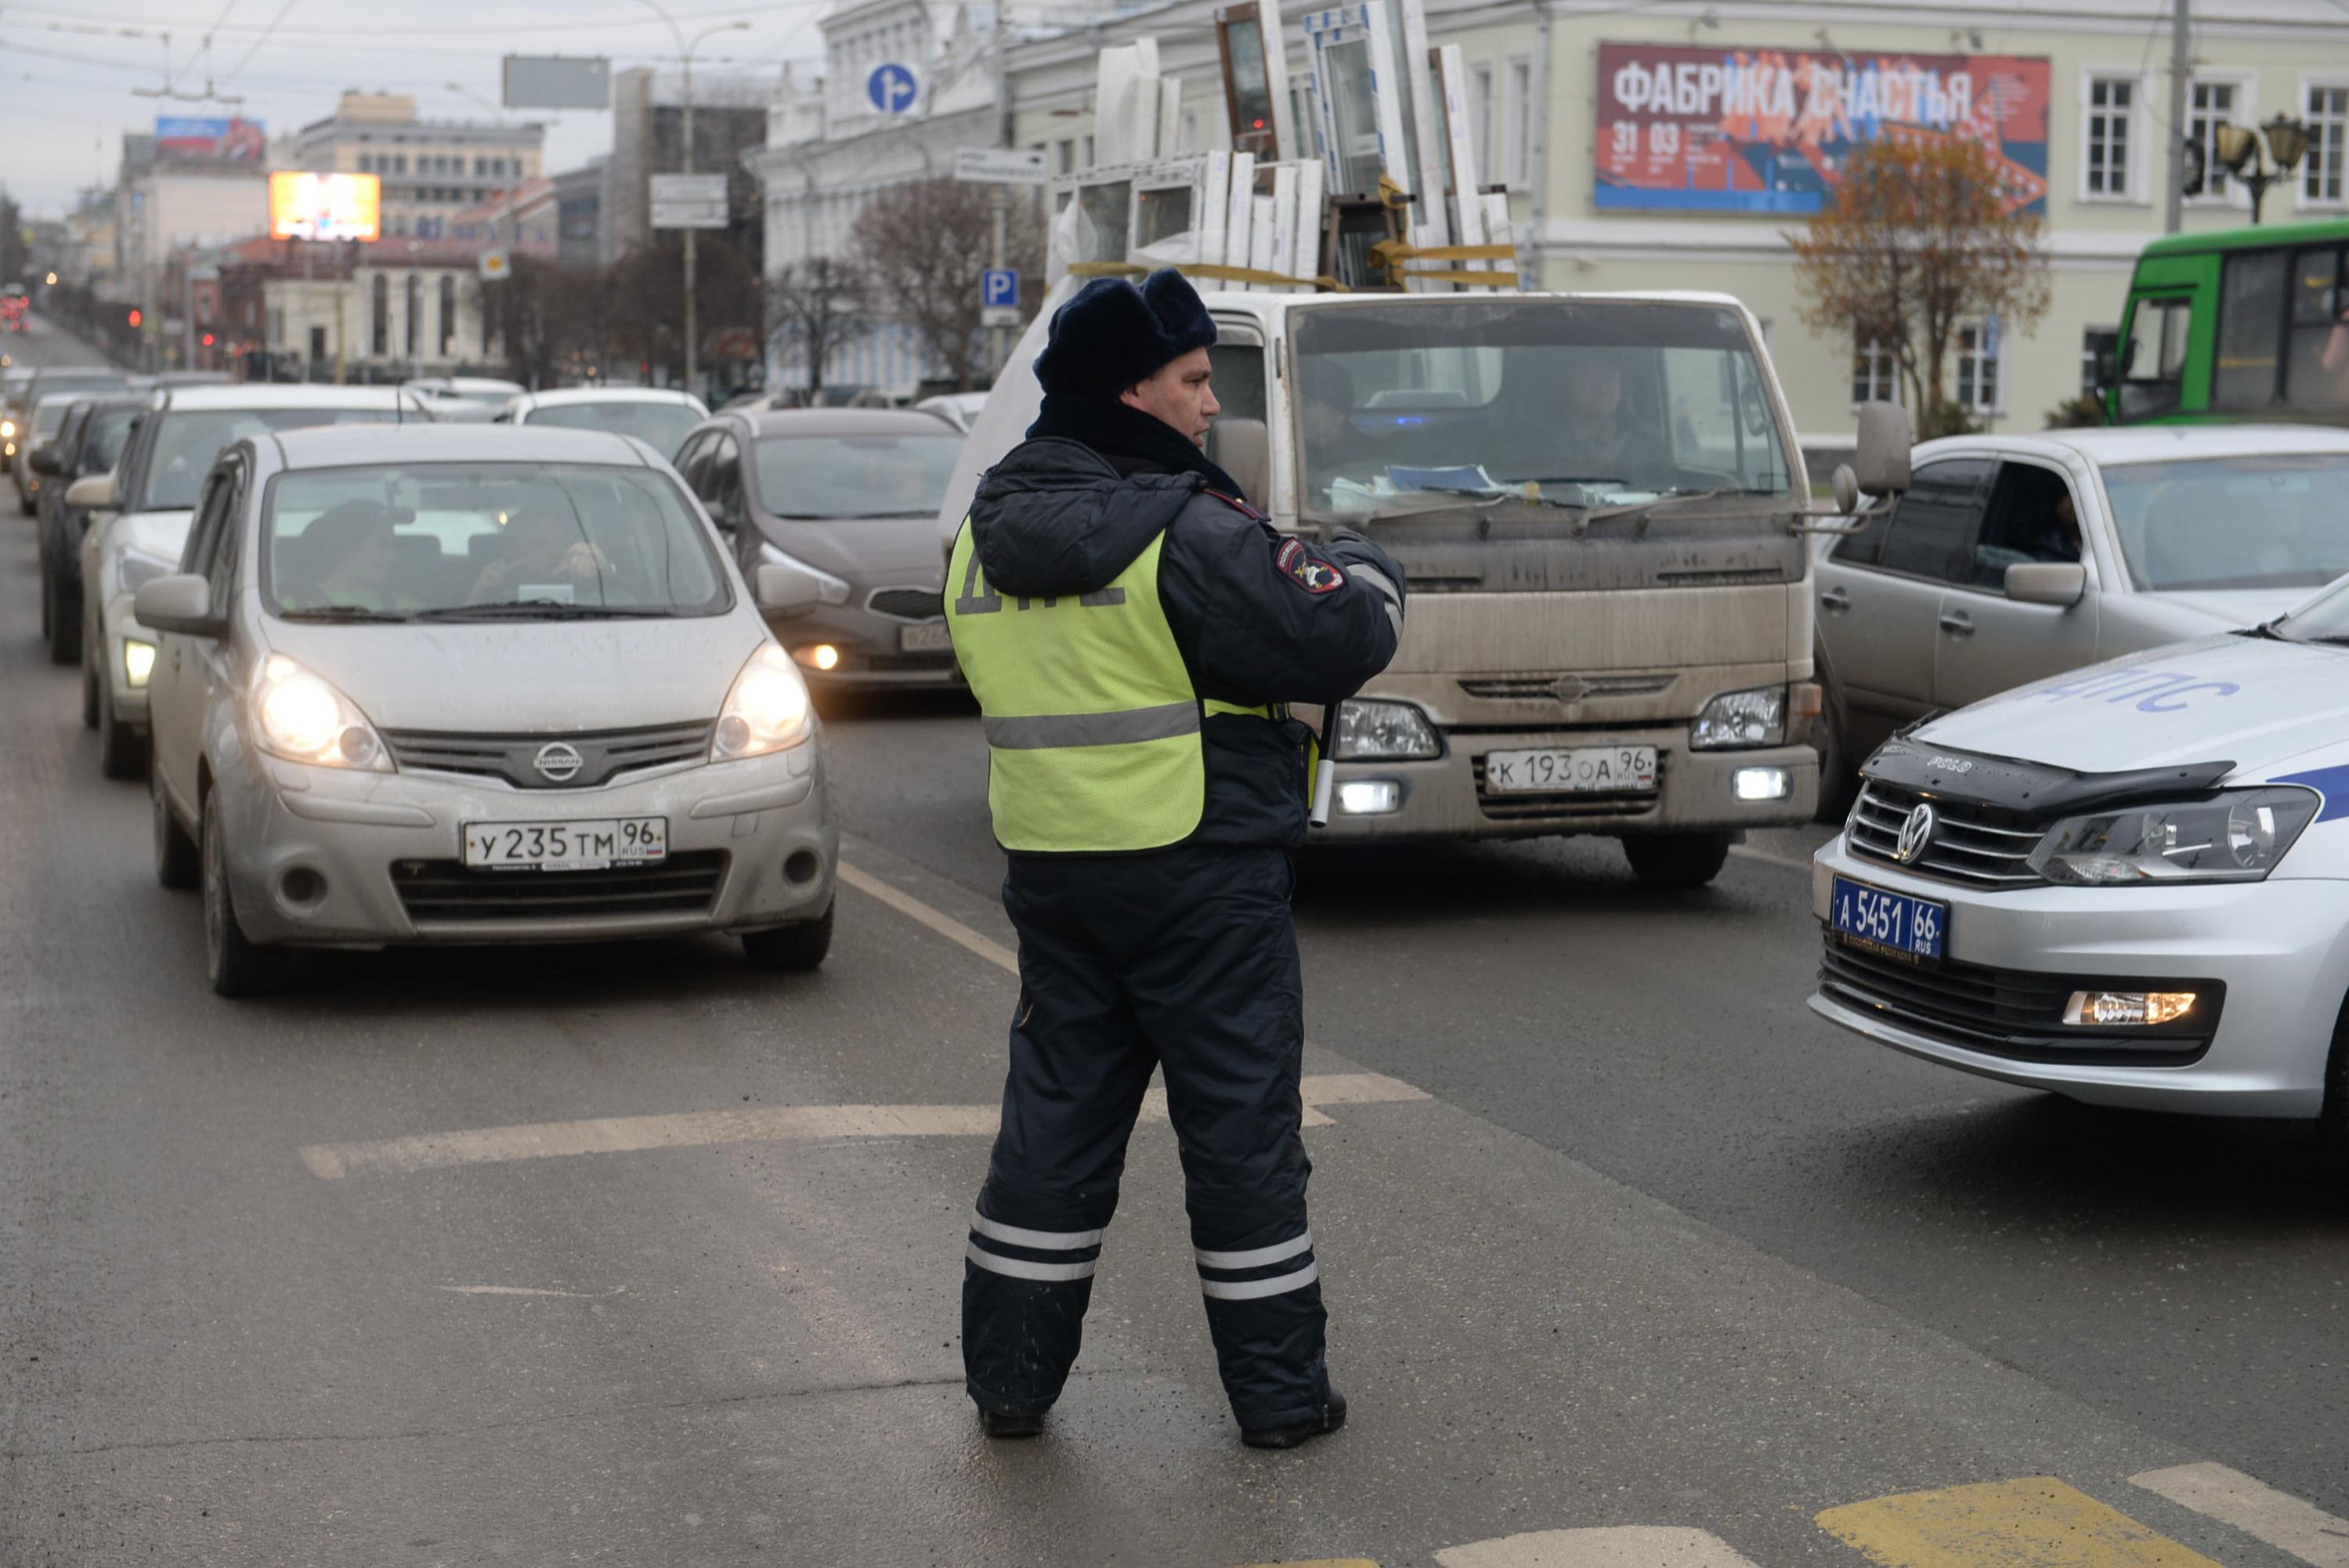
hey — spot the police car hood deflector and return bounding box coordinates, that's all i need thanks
[965,437,1201,598]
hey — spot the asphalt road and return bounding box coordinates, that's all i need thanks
[4,333,2345,1565]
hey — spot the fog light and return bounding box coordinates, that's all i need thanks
[793,643,841,672]
[2064,991,2198,1027]
[1733,766,1790,801]
[123,638,156,688]
[1336,779,1402,815]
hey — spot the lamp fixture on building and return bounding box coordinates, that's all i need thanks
[2213,114,2312,224]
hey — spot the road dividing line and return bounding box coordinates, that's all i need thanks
[837,860,1019,975]
[1227,1560,1379,1568]
[1437,1526,1762,1566]
[297,1075,1432,1180]
[436,1284,623,1299]
[2131,1463,2349,1566]
[1816,1477,2227,1568]
[1729,844,1815,873]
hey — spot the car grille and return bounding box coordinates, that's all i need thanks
[1816,935,2218,1064]
[1458,673,1678,703]
[381,721,714,790]
[1469,753,1661,822]
[1847,780,2044,889]
[866,587,945,620]
[392,851,728,924]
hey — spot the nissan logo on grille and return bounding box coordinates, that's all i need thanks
[1895,803,1937,864]
[533,742,586,782]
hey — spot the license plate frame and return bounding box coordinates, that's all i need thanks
[1482,744,1659,795]
[1830,873,1948,964]
[899,621,952,652]
[461,817,670,872]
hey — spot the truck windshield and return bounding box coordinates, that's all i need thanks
[1292,299,1791,518]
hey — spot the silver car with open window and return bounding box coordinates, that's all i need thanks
[135,423,838,995]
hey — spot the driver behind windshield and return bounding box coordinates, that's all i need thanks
[284,500,419,612]
[468,505,620,605]
[1557,352,1663,479]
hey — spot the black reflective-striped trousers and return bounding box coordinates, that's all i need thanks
[962,844,1330,1431]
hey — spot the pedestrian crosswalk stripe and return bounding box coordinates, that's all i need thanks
[1435,1525,1762,1566]
[1816,1476,2226,1568]
[2131,1462,2349,1566]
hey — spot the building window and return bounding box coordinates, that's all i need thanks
[2188,79,2242,200]
[1082,135,1095,166]
[2080,327,2120,394]
[1056,139,1075,174]
[1851,339,1899,405]
[371,273,388,356]
[2307,83,2349,205]
[1469,63,1495,179]
[2083,75,2135,198]
[1504,56,1533,188]
[1955,320,2002,415]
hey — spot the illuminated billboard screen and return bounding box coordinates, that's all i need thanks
[269,172,382,242]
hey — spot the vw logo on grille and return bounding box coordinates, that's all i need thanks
[1549,674,1592,703]
[533,742,585,782]
[1895,803,1937,864]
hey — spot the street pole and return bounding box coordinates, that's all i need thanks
[684,49,698,400]
[2165,0,2190,234]
[181,253,195,370]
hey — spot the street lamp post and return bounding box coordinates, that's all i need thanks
[2213,114,2313,225]
[633,1,751,397]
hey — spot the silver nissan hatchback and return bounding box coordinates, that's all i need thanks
[135,423,840,995]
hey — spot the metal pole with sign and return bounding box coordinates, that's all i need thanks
[953,148,1045,381]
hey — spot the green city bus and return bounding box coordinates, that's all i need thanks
[2109,215,2349,425]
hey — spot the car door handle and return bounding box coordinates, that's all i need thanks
[1938,611,1975,638]
[1819,587,1851,612]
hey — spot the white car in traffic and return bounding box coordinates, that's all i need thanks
[501,386,707,461]
[1810,580,2349,1153]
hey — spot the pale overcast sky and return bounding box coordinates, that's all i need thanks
[0,0,829,215]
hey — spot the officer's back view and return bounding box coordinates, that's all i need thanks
[945,269,1405,1449]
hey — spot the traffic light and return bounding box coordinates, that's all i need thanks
[201,333,215,347]
[127,309,142,328]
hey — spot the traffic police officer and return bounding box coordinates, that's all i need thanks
[945,269,1406,1449]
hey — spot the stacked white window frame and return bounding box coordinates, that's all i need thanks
[1851,340,1898,406]
[2187,74,2256,206]
[2079,71,2144,202]
[2304,78,2349,208]
[1954,320,2002,417]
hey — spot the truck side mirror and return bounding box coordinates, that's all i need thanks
[1850,401,1912,498]
[1207,417,1270,508]
[2091,345,2119,392]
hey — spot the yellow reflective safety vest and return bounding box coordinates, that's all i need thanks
[947,518,1260,853]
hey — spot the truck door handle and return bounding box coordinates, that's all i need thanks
[1819,587,1851,612]
[1938,611,1975,638]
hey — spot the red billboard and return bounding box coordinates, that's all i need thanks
[1593,45,2050,215]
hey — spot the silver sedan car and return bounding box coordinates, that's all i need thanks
[134,423,839,994]
[502,386,707,457]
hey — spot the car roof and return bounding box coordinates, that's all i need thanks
[515,386,706,410]
[155,383,423,413]
[735,406,964,437]
[266,421,655,469]
[406,376,524,392]
[1919,424,2349,466]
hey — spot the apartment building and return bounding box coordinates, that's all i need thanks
[292,92,545,241]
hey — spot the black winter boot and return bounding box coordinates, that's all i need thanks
[1241,1389,1347,1451]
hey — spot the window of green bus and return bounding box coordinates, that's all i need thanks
[2120,297,2191,419]
[2213,250,2286,407]
[2285,246,2349,410]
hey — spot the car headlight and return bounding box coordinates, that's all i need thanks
[757,541,851,608]
[2026,787,2320,886]
[119,548,177,598]
[251,655,392,771]
[714,643,813,761]
[1690,685,1787,750]
[1332,699,1440,761]
[0,419,13,439]
[123,638,155,688]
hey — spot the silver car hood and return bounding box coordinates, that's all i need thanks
[2140,586,2307,627]
[760,515,943,586]
[260,614,765,734]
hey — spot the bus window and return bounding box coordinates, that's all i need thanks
[2214,250,2287,407]
[2120,297,2192,420]
[2284,247,2349,411]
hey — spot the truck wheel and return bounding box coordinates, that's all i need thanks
[153,762,200,891]
[97,691,146,779]
[1622,833,1732,889]
[742,901,834,972]
[2316,997,2349,1190]
[1814,685,1859,822]
[202,791,293,996]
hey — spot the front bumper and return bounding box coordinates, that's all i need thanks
[1314,729,1816,841]
[1809,833,2349,1117]
[215,739,836,948]
[765,604,960,689]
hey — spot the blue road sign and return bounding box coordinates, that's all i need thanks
[981,269,1019,309]
[867,63,919,115]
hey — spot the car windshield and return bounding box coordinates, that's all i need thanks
[525,400,702,457]
[261,461,728,619]
[2103,452,2349,592]
[1292,299,1791,518]
[750,431,964,518]
[139,407,404,511]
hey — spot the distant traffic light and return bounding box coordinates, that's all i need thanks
[201,333,215,347]
[127,309,142,327]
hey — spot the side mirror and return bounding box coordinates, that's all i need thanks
[1206,417,1270,508]
[1852,402,1912,497]
[134,573,226,637]
[756,561,824,614]
[2091,345,2119,392]
[2005,560,2088,608]
[28,443,62,475]
[65,471,117,511]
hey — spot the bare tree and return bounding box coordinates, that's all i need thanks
[609,235,766,392]
[853,178,1045,391]
[1789,136,2051,437]
[769,257,874,393]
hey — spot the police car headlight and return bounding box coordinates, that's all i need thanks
[1333,699,1440,761]
[2026,787,2321,885]
[1690,685,1787,750]
[714,643,812,761]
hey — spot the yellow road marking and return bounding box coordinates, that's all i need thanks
[837,860,1020,974]
[2132,1462,2349,1566]
[1437,1525,1762,1566]
[1816,1476,2227,1568]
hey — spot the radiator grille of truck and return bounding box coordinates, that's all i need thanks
[1458,673,1677,703]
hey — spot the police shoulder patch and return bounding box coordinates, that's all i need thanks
[1274,537,1346,595]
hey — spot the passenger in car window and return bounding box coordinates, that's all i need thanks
[468,507,618,604]
[287,500,419,612]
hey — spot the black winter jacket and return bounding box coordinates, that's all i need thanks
[963,433,1406,851]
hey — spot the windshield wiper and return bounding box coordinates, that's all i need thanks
[1576,487,1782,527]
[407,602,663,621]
[275,605,411,623]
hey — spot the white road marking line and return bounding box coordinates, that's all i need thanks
[436,1284,625,1299]
[1437,1526,1765,1567]
[1729,844,1816,873]
[2131,1462,2349,1566]
[298,1074,1432,1180]
[837,860,1020,974]
[1140,1071,1428,1131]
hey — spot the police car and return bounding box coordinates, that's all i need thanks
[1809,576,2349,1151]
